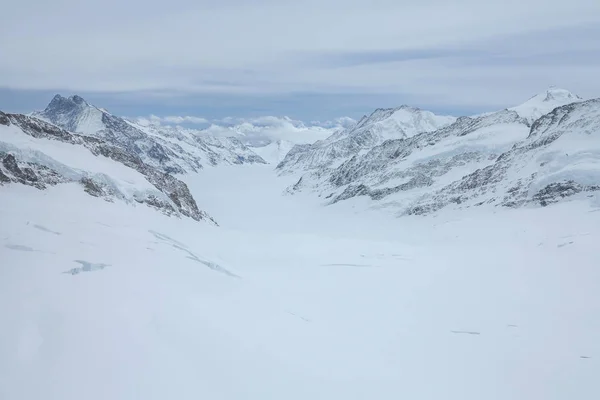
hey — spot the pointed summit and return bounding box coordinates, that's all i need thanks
[45,94,70,111]
[69,95,88,105]
[510,87,583,124]
[35,94,104,133]
[50,93,66,103]
[44,94,88,113]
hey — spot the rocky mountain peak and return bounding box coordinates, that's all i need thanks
[45,94,89,113]
[35,94,104,134]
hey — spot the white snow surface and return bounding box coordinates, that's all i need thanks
[250,140,295,164]
[1,163,599,400]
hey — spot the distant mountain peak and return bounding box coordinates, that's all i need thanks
[539,86,581,102]
[45,94,91,113]
[50,93,65,102]
[35,93,104,134]
[510,87,583,124]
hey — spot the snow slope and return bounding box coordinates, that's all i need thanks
[1,164,599,400]
[250,140,295,164]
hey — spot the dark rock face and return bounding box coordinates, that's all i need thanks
[1,111,216,224]
[0,153,68,189]
[2,153,21,175]
[7,112,75,142]
[0,111,10,126]
[80,177,115,198]
[41,95,86,132]
[532,181,599,207]
[136,194,178,216]
[0,169,10,183]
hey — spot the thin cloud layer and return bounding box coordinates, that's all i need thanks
[137,115,354,146]
[136,114,210,125]
[162,115,209,124]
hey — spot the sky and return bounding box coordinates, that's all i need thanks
[1,0,600,122]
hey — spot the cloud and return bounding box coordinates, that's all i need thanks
[310,117,358,129]
[201,118,339,146]
[136,114,353,146]
[161,115,209,124]
[1,1,599,116]
[134,114,209,126]
[309,48,487,68]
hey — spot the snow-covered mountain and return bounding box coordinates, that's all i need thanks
[33,95,266,174]
[407,98,600,214]
[277,105,456,173]
[0,110,216,224]
[282,88,598,215]
[509,86,583,124]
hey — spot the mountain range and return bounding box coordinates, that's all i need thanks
[34,95,266,174]
[1,87,598,223]
[279,87,598,216]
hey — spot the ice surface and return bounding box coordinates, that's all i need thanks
[63,260,111,275]
[1,164,599,400]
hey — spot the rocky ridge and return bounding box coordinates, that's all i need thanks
[280,88,599,215]
[0,110,217,224]
[34,95,265,174]
[277,105,456,174]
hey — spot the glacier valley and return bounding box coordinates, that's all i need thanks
[1,89,599,400]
